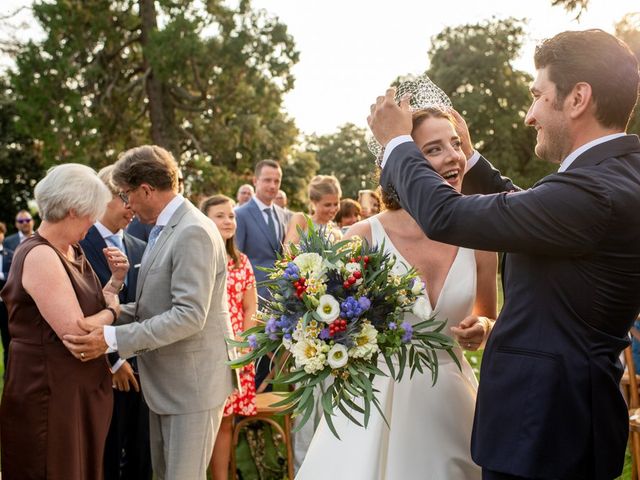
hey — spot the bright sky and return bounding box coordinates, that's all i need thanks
[2,0,639,135]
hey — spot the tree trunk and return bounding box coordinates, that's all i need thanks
[139,0,177,154]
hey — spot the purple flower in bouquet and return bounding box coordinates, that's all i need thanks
[358,296,371,312]
[248,334,258,349]
[283,262,300,281]
[388,321,397,330]
[266,317,277,334]
[276,315,297,335]
[401,322,413,343]
[340,296,370,320]
[319,328,331,340]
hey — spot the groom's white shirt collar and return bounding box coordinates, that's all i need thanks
[382,132,626,173]
[557,133,625,172]
[155,194,185,227]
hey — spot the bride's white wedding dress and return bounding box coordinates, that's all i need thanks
[296,217,482,480]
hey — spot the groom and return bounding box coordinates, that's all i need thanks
[369,30,640,479]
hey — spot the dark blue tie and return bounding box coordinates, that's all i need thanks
[264,208,278,242]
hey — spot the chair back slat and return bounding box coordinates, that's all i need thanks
[625,346,640,409]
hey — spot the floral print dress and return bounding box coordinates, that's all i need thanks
[223,253,258,416]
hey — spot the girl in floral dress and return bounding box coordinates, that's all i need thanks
[202,194,258,480]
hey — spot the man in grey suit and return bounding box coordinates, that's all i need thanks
[64,145,234,480]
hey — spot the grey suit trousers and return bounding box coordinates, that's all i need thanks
[149,402,225,480]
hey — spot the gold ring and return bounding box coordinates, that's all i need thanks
[80,352,86,359]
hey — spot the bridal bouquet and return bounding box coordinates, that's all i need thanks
[228,222,457,437]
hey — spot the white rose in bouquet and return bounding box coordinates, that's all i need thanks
[327,344,349,369]
[316,294,340,324]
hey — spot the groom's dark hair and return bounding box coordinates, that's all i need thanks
[534,29,639,131]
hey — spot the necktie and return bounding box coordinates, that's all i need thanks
[143,225,164,262]
[107,234,127,286]
[264,208,277,242]
[148,225,164,250]
[107,234,125,253]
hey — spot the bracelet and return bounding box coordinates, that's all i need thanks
[109,280,124,292]
[105,306,118,324]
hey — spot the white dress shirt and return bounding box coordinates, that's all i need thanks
[252,196,281,239]
[94,221,126,251]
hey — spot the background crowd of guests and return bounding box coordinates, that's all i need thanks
[0,148,375,479]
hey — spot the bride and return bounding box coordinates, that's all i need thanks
[296,106,497,479]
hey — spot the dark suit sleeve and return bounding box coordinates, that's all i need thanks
[462,155,520,195]
[381,141,612,256]
[235,209,247,252]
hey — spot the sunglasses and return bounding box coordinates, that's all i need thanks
[16,218,32,224]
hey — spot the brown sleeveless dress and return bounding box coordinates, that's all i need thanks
[0,233,113,479]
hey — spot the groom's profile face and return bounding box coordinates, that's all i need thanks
[525,67,572,164]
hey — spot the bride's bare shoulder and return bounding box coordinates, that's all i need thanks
[343,219,372,243]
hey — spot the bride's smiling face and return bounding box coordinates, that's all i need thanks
[411,116,466,192]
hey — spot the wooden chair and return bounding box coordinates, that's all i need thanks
[229,354,295,480]
[624,346,640,480]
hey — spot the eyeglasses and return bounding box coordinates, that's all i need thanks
[16,218,32,224]
[118,186,139,204]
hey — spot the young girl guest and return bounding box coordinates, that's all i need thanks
[202,195,258,480]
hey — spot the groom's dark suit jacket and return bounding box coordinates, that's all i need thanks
[382,135,640,480]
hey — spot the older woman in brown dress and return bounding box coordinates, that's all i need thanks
[0,164,130,479]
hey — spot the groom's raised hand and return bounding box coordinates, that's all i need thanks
[367,88,412,146]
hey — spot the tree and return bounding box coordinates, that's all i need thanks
[427,17,556,188]
[280,149,319,211]
[615,12,640,135]
[550,0,590,18]
[0,78,46,227]
[7,0,300,198]
[308,123,376,200]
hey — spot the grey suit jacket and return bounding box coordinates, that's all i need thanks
[117,200,234,415]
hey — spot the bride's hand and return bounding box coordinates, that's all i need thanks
[450,315,493,351]
[367,88,412,146]
[448,109,474,160]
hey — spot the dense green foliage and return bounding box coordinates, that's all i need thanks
[6,0,300,199]
[309,123,376,200]
[616,13,640,136]
[427,17,556,188]
[0,80,45,226]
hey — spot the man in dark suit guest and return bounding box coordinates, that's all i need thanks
[235,160,287,301]
[80,166,151,480]
[0,221,13,372]
[235,160,287,389]
[4,210,35,252]
[3,208,37,369]
[370,29,640,480]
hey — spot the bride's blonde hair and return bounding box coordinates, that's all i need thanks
[308,175,341,213]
